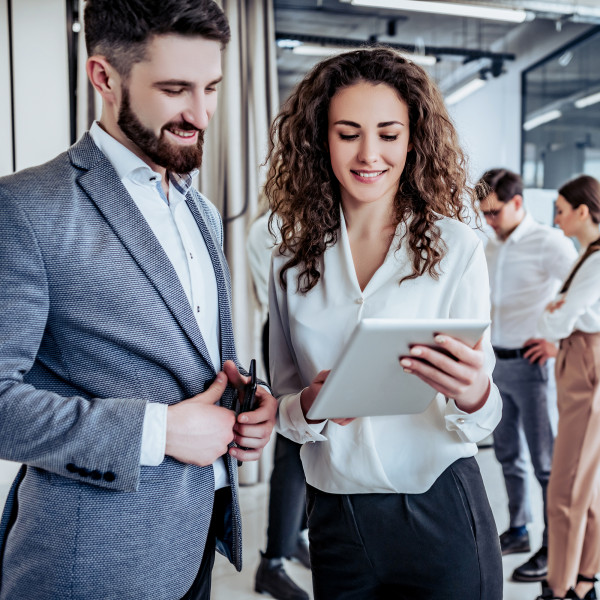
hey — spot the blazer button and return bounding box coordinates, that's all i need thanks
[66,463,78,473]
[90,470,102,480]
[78,468,90,477]
[103,471,116,482]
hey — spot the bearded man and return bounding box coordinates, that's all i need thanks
[0,2,277,599]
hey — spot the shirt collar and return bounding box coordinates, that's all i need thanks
[507,212,535,243]
[169,172,195,197]
[89,121,198,196]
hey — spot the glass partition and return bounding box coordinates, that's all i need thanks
[522,27,600,190]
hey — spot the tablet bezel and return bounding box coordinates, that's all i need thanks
[306,318,490,420]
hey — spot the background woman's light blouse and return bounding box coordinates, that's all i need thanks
[539,251,600,342]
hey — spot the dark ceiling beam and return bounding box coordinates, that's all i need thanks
[276,32,516,63]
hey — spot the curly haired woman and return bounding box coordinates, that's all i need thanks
[265,47,503,599]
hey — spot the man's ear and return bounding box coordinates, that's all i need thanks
[512,194,524,210]
[86,56,121,104]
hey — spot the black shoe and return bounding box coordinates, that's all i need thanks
[577,574,598,600]
[512,546,548,582]
[254,553,309,600]
[499,528,531,555]
[535,585,580,599]
[287,537,310,569]
[583,588,598,600]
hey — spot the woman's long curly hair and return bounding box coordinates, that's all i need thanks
[265,46,473,293]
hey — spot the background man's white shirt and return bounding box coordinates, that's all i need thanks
[485,212,577,348]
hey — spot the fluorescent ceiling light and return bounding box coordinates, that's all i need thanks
[523,109,562,131]
[292,44,436,66]
[575,91,600,109]
[292,45,356,57]
[277,39,302,49]
[349,0,527,23]
[401,53,437,67]
[445,78,485,106]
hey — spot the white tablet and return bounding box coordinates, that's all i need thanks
[306,318,490,420]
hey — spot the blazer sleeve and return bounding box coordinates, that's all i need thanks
[0,186,147,492]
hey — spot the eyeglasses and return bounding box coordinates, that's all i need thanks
[481,202,508,219]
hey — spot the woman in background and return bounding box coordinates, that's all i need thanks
[246,194,311,600]
[265,47,503,599]
[537,175,600,600]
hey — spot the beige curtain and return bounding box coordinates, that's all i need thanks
[199,0,280,483]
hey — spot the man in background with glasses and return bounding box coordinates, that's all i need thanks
[478,168,577,585]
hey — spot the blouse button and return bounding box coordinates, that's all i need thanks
[356,297,364,305]
[457,418,465,425]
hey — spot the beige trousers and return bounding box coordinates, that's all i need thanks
[547,331,600,593]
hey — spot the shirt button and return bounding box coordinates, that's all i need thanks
[196,305,201,313]
[457,418,465,425]
[356,297,364,305]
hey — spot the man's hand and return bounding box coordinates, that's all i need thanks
[399,336,490,413]
[165,372,236,466]
[523,338,558,365]
[223,360,277,463]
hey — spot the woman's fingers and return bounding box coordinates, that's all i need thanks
[399,335,489,408]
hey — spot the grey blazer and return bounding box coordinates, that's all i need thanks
[0,134,242,599]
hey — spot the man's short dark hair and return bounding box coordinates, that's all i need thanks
[477,168,524,203]
[84,0,230,78]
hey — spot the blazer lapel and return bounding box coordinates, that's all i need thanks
[69,135,215,372]
[185,192,237,367]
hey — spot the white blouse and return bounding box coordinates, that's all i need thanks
[269,209,502,494]
[539,249,600,342]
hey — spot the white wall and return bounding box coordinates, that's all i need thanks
[448,20,593,183]
[10,0,70,172]
[0,0,12,175]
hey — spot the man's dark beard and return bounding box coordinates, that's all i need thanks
[117,86,204,174]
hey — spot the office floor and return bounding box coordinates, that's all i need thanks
[0,448,545,599]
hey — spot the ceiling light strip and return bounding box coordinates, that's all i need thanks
[350,0,527,23]
[445,78,486,106]
[523,109,562,131]
[575,91,600,109]
[291,43,436,65]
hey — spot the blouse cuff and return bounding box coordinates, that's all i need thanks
[444,383,501,444]
[277,391,328,444]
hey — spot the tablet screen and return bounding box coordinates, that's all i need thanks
[306,318,489,419]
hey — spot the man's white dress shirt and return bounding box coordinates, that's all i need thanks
[90,123,228,489]
[539,248,600,341]
[269,208,502,495]
[485,212,577,348]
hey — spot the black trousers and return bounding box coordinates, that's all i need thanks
[265,433,307,558]
[306,457,503,600]
[180,487,231,600]
[262,317,308,559]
